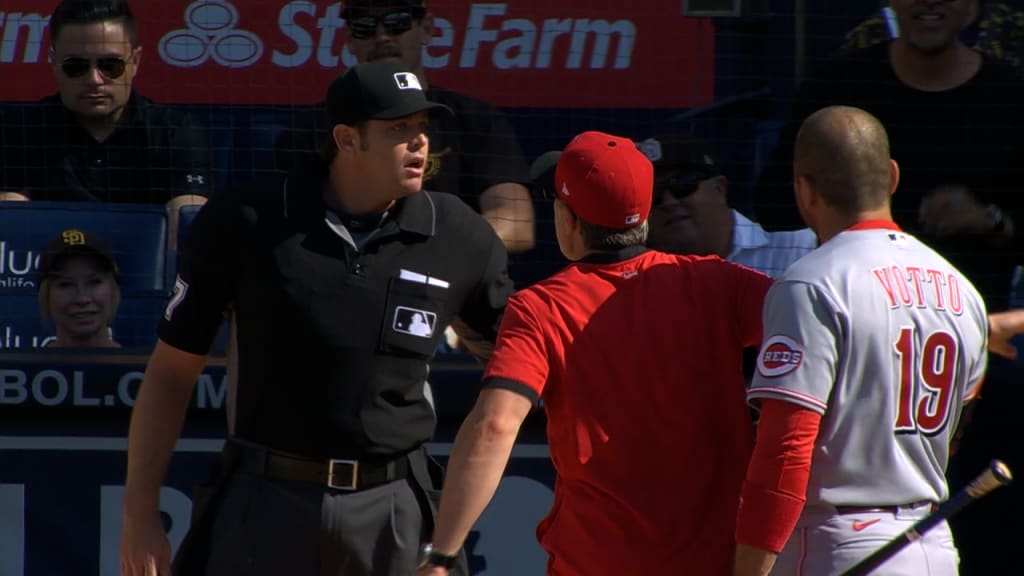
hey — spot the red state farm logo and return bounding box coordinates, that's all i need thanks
[757,335,804,378]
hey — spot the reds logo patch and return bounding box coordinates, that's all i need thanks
[757,335,804,378]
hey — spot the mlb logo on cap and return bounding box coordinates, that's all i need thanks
[394,72,422,91]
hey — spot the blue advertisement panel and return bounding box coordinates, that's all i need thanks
[0,353,554,576]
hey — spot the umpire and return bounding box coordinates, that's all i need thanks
[119,61,512,576]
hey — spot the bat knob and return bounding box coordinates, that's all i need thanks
[991,460,1013,485]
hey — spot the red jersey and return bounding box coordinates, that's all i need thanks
[483,248,773,576]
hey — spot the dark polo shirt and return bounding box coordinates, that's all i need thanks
[0,92,212,202]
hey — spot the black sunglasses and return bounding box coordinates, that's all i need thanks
[60,56,128,79]
[348,10,423,39]
[653,170,717,205]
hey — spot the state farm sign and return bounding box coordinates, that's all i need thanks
[0,0,715,108]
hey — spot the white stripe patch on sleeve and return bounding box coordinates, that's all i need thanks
[757,334,804,378]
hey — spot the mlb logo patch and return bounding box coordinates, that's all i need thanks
[394,72,422,91]
[393,306,436,338]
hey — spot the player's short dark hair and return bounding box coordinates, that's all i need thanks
[579,219,649,251]
[794,105,892,213]
[50,0,138,47]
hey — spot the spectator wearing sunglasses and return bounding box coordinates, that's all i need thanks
[639,134,817,278]
[0,0,211,219]
[532,136,817,278]
[272,0,536,254]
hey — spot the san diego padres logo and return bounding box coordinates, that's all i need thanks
[424,147,451,183]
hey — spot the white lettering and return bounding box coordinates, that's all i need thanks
[197,373,228,409]
[0,369,27,404]
[0,485,25,574]
[32,370,68,406]
[460,3,505,68]
[72,371,100,406]
[273,1,317,67]
[315,3,344,67]
[0,12,49,64]
[0,241,39,276]
[423,17,455,68]
[567,18,635,69]
[117,371,145,407]
[536,19,573,68]
[493,18,536,69]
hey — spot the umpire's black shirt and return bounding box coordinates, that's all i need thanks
[158,167,513,458]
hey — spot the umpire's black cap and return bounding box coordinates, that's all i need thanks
[327,61,452,127]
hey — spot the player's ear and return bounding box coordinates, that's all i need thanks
[888,159,900,197]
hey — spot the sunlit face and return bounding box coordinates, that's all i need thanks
[346,6,433,69]
[46,256,119,344]
[889,0,976,53]
[647,174,724,256]
[51,21,140,119]
[356,111,431,198]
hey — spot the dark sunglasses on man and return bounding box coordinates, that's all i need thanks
[60,56,128,79]
[348,9,425,39]
[653,168,719,206]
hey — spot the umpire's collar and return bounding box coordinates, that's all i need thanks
[285,161,436,238]
[390,189,437,237]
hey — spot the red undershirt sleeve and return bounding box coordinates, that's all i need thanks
[735,398,822,553]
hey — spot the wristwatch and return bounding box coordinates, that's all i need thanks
[419,543,459,569]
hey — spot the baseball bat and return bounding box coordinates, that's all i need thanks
[839,459,1012,576]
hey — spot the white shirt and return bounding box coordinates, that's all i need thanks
[727,210,818,277]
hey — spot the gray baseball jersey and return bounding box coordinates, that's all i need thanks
[748,223,988,507]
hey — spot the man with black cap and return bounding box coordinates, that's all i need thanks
[532,135,817,278]
[120,60,511,576]
[419,131,776,576]
[272,0,535,254]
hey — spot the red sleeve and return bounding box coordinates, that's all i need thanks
[482,292,550,399]
[732,262,774,348]
[735,399,822,553]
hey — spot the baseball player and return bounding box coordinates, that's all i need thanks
[733,106,989,576]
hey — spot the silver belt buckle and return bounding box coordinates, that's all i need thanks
[328,459,359,491]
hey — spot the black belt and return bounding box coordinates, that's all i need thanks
[225,438,413,492]
[835,500,937,515]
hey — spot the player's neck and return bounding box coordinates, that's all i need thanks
[818,209,894,243]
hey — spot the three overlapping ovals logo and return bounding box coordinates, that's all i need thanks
[159,0,263,68]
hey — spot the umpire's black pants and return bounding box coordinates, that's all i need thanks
[203,471,422,576]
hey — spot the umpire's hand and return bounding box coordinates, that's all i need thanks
[417,567,449,576]
[120,514,172,576]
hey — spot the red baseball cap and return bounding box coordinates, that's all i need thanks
[554,131,654,229]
